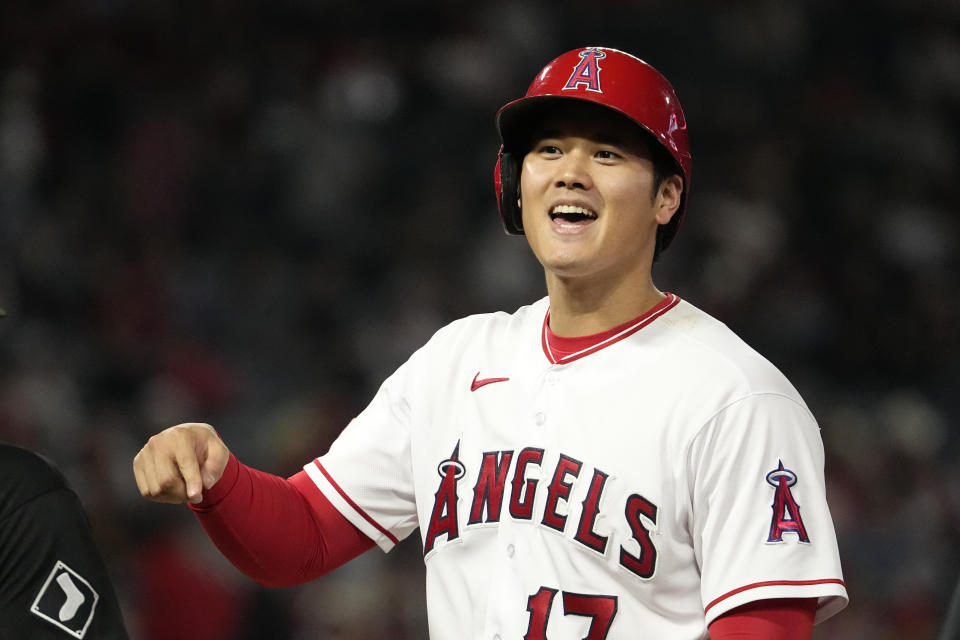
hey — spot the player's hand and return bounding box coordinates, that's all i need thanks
[133,423,230,505]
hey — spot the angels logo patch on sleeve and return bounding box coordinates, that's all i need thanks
[30,560,100,638]
[765,460,810,543]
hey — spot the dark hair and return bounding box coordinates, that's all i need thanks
[644,132,684,262]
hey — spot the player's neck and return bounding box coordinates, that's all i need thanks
[544,272,664,338]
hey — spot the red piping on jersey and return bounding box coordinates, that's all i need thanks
[311,459,400,546]
[541,293,680,364]
[704,578,847,614]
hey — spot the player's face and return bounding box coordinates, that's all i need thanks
[519,104,681,287]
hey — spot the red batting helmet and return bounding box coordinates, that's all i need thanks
[494,46,691,254]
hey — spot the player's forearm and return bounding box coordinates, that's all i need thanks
[189,453,342,588]
[708,598,816,639]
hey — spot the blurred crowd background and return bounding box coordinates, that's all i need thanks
[1,1,958,638]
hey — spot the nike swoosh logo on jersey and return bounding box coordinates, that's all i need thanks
[471,372,509,391]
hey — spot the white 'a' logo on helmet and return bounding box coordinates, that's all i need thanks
[563,49,606,93]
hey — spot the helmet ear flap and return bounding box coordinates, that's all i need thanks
[495,149,524,235]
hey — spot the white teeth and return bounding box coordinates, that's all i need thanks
[551,204,596,217]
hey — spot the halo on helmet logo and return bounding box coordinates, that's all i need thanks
[562,49,606,93]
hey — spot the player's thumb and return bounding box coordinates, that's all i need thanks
[199,434,230,490]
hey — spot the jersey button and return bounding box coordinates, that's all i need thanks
[494,635,501,640]
[546,372,560,385]
[534,411,546,426]
[506,544,515,557]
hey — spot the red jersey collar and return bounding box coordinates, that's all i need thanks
[541,293,680,365]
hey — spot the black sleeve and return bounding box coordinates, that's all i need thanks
[0,443,129,639]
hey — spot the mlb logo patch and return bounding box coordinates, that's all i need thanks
[30,560,100,638]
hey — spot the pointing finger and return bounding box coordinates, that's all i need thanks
[173,433,204,504]
[133,451,148,498]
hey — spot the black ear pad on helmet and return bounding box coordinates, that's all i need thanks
[496,150,524,235]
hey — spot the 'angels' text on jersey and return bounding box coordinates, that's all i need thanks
[423,441,658,580]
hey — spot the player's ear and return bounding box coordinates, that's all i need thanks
[654,175,683,225]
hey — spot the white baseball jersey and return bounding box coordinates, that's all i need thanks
[302,293,848,639]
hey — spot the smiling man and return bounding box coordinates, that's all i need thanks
[513,102,682,336]
[134,47,848,638]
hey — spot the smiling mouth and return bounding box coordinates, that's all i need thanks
[550,204,598,223]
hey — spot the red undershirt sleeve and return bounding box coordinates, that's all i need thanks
[188,453,374,588]
[708,597,817,639]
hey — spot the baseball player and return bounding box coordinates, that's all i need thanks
[0,306,130,639]
[134,47,848,638]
